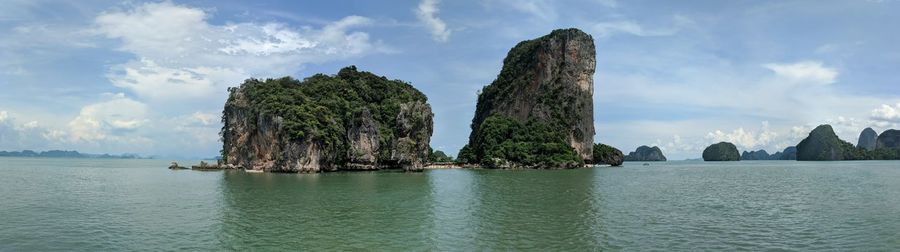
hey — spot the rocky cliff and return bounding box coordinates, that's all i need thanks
[624,145,667,161]
[593,143,623,166]
[796,124,864,161]
[702,142,740,161]
[220,66,433,172]
[461,28,595,168]
[876,129,900,150]
[858,127,878,151]
[741,150,771,160]
[762,146,797,160]
[778,146,798,160]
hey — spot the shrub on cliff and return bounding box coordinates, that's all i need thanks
[593,143,624,166]
[428,148,454,163]
[463,115,581,168]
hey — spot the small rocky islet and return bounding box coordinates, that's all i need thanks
[593,143,624,167]
[702,142,741,161]
[624,145,667,162]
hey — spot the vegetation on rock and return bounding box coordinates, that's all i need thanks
[796,125,866,161]
[624,145,667,161]
[592,143,624,166]
[220,66,433,171]
[462,116,582,168]
[702,142,741,161]
[428,148,454,163]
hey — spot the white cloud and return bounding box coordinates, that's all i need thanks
[593,15,693,38]
[484,0,557,21]
[763,61,838,85]
[68,94,149,142]
[0,110,64,150]
[652,134,704,154]
[94,2,381,103]
[107,59,247,102]
[191,111,216,126]
[415,0,452,42]
[594,21,671,37]
[705,121,778,150]
[871,103,900,122]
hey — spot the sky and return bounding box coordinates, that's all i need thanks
[1,0,899,159]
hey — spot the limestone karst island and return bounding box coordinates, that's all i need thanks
[4,1,900,251]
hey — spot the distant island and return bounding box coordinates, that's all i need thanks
[593,143,624,166]
[624,145,667,162]
[703,142,741,161]
[741,147,797,160]
[795,125,900,161]
[703,125,900,162]
[0,150,148,159]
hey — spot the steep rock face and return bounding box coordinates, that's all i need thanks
[779,146,798,160]
[624,145,667,161]
[876,129,900,150]
[768,146,798,160]
[702,142,740,161]
[221,90,334,173]
[593,143,623,166]
[858,127,878,151]
[797,124,862,161]
[346,109,380,170]
[388,101,434,171]
[221,66,433,172]
[464,28,596,168]
[741,150,771,160]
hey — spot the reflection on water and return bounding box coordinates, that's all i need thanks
[3,158,900,251]
[218,171,434,250]
[466,168,603,250]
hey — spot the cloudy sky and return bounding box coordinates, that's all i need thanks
[1,0,899,159]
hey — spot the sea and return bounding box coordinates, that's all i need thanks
[1,157,899,251]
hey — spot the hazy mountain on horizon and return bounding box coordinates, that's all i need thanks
[0,150,151,159]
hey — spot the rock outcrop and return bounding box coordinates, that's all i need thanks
[858,128,878,151]
[876,129,900,150]
[796,124,863,161]
[702,142,740,161]
[741,150,771,160]
[388,101,434,170]
[593,143,623,166]
[346,109,380,170]
[624,145,667,161]
[765,146,798,160]
[779,146,798,160]
[461,28,596,168]
[168,162,187,170]
[221,66,433,172]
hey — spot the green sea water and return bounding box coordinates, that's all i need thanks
[2,157,900,251]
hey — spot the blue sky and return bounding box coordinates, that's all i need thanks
[1,0,899,159]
